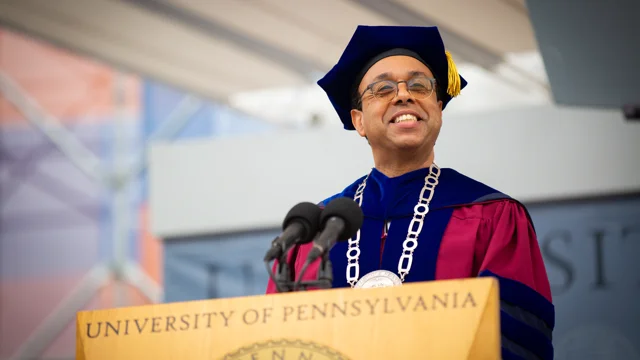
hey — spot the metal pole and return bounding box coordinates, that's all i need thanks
[111,72,130,308]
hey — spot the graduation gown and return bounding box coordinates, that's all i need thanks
[266,167,554,360]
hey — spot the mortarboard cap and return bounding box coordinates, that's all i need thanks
[317,25,468,130]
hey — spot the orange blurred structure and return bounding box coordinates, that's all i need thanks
[0,27,159,359]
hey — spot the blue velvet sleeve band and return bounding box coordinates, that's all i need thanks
[502,335,543,360]
[479,270,556,360]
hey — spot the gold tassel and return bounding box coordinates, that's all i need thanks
[445,50,461,97]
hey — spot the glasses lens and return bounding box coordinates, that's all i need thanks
[407,78,434,98]
[371,81,398,100]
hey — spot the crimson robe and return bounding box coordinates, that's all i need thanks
[266,167,554,360]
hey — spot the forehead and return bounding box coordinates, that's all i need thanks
[359,55,434,90]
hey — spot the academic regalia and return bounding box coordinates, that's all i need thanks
[267,167,554,359]
[266,25,555,360]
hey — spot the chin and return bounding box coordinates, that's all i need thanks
[391,137,427,150]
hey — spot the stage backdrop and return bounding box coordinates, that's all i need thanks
[163,194,640,360]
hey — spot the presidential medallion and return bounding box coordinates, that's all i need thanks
[353,270,403,289]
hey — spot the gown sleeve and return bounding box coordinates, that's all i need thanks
[476,200,555,360]
[265,261,283,295]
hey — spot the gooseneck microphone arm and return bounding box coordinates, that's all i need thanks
[305,216,346,264]
[316,249,334,288]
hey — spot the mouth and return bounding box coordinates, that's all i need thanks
[390,113,422,124]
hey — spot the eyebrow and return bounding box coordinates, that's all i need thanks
[372,71,429,82]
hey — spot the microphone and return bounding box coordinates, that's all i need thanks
[305,197,364,265]
[264,202,322,262]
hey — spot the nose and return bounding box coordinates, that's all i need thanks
[393,82,414,104]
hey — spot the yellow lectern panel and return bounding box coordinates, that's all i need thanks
[76,278,500,360]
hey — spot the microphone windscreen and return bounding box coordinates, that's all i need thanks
[320,197,364,240]
[283,202,322,244]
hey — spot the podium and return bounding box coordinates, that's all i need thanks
[76,277,500,359]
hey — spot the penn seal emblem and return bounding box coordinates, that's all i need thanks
[220,339,352,360]
[354,270,403,289]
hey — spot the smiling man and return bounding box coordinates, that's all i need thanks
[267,25,554,360]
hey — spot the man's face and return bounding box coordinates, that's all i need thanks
[350,55,443,153]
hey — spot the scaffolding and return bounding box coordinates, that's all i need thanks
[0,70,203,359]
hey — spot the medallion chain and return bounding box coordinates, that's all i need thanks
[346,164,441,287]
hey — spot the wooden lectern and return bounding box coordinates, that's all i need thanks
[76,277,500,359]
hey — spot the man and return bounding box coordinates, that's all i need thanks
[267,25,554,360]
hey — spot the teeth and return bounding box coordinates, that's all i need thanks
[393,114,418,123]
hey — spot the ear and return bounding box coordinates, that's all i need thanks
[437,100,443,111]
[351,109,366,137]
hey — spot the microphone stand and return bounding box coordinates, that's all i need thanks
[265,237,335,293]
[291,251,333,292]
[274,249,294,292]
[268,254,334,293]
[316,252,333,288]
[264,235,294,293]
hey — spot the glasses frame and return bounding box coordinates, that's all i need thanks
[358,76,437,105]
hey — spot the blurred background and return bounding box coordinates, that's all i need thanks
[0,0,639,359]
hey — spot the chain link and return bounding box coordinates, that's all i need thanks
[346,174,369,287]
[347,164,441,287]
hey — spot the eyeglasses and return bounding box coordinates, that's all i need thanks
[359,76,436,104]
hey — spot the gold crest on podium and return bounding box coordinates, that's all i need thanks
[220,339,351,360]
